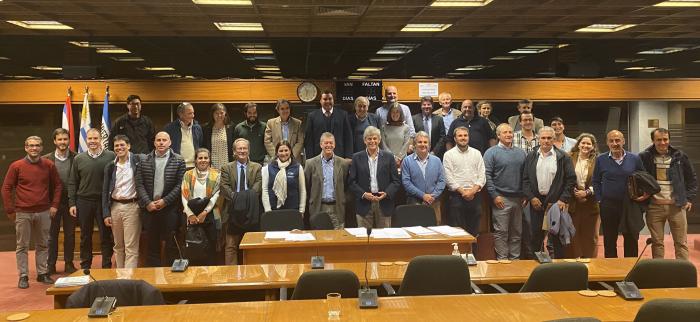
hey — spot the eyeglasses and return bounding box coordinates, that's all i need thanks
[25,144,42,148]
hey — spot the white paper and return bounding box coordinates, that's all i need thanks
[418,82,439,97]
[370,228,412,239]
[345,227,368,238]
[284,233,316,241]
[428,225,470,237]
[403,226,439,236]
[264,231,290,239]
[54,275,91,288]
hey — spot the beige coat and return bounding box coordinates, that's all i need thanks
[219,160,262,223]
[264,116,304,162]
[304,154,350,219]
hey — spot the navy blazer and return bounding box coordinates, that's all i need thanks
[163,120,203,155]
[348,150,401,217]
[304,108,353,159]
[102,153,144,218]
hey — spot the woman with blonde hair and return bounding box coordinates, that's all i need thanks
[567,133,600,258]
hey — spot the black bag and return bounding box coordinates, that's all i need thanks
[185,225,209,262]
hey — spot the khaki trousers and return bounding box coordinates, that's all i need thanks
[16,211,51,277]
[321,203,344,229]
[646,203,688,260]
[224,225,244,265]
[111,202,142,268]
[356,202,392,229]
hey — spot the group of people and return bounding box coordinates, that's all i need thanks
[2,89,696,290]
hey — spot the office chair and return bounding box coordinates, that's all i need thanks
[65,279,165,308]
[309,212,335,230]
[391,205,437,228]
[633,298,700,322]
[260,209,304,231]
[391,255,473,296]
[627,259,697,289]
[520,262,588,292]
[290,270,360,300]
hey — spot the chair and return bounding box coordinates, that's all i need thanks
[520,262,588,293]
[396,255,473,296]
[290,270,360,300]
[260,209,304,231]
[627,259,697,289]
[309,212,335,230]
[65,280,165,308]
[633,298,700,322]
[391,205,437,228]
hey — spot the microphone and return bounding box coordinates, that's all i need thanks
[311,244,324,269]
[84,269,117,317]
[171,234,189,272]
[615,238,652,301]
[358,226,378,309]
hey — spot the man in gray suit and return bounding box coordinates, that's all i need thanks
[507,99,544,133]
[220,138,262,265]
[304,132,351,229]
[412,96,446,157]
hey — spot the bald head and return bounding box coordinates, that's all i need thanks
[385,86,398,103]
[606,130,625,155]
[154,131,171,155]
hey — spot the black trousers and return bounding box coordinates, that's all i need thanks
[188,220,218,266]
[600,199,639,258]
[48,204,75,267]
[449,192,482,254]
[76,198,113,269]
[146,207,181,267]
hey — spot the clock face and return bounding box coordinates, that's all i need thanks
[297,82,318,103]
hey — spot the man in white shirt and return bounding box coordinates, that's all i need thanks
[443,126,486,253]
[375,86,416,138]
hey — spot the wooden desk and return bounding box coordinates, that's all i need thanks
[17,288,700,321]
[46,258,635,308]
[239,229,476,264]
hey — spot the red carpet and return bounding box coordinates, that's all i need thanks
[0,234,699,311]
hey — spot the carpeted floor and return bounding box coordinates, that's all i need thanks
[0,234,698,311]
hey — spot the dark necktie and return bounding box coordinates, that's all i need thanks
[239,165,247,191]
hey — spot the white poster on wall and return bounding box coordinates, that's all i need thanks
[418,82,439,97]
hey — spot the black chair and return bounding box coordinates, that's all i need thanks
[65,280,165,308]
[627,259,697,289]
[290,269,360,300]
[520,262,588,293]
[633,298,700,322]
[309,212,335,230]
[260,209,304,231]
[395,255,473,296]
[391,205,437,228]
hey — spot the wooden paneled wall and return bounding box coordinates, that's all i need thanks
[2,79,700,104]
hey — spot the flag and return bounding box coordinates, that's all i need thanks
[101,87,110,150]
[61,91,76,151]
[79,91,91,153]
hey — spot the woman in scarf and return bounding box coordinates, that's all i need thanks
[566,133,600,258]
[261,141,306,215]
[181,148,221,265]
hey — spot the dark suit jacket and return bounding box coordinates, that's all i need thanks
[348,113,383,153]
[201,123,235,163]
[348,150,401,217]
[412,113,446,154]
[522,147,576,206]
[304,108,353,159]
[163,120,203,155]
[102,153,144,217]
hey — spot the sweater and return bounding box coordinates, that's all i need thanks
[109,114,155,154]
[2,157,62,213]
[483,143,526,199]
[68,150,116,205]
[592,151,645,202]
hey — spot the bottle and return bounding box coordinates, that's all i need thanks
[451,243,460,256]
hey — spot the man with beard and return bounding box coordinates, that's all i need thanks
[109,94,155,154]
[304,90,353,159]
[234,102,267,164]
[444,99,496,155]
[412,96,445,156]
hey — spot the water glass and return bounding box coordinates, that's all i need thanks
[326,292,341,318]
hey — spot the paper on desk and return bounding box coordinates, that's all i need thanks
[345,227,368,238]
[371,228,412,239]
[403,226,439,236]
[284,233,315,241]
[264,231,290,239]
[428,225,470,237]
[54,275,90,288]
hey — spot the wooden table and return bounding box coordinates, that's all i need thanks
[239,229,476,264]
[46,258,636,308]
[18,288,700,321]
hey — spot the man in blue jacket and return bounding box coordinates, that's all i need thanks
[639,128,697,260]
[401,131,446,224]
[164,102,202,169]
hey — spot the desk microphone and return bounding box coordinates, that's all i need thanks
[615,238,652,301]
[358,226,378,309]
[171,234,189,272]
[534,238,552,264]
[84,269,117,317]
[311,246,325,269]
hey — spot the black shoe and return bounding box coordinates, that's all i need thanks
[18,276,29,289]
[37,274,54,284]
[64,262,77,274]
[48,265,57,275]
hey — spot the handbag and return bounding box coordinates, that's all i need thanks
[185,224,209,262]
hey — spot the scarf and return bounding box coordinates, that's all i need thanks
[272,159,291,208]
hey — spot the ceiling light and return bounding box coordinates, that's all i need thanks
[654,1,700,7]
[139,67,175,71]
[509,48,548,54]
[348,75,369,79]
[575,24,636,33]
[214,22,264,31]
[369,57,400,62]
[615,58,644,63]
[637,46,695,55]
[401,24,452,32]
[356,67,384,72]
[234,43,274,54]
[262,75,283,79]
[456,65,492,71]
[243,55,276,61]
[431,0,493,6]
[254,65,280,71]
[238,49,274,54]
[376,43,420,55]
[192,0,252,5]
[260,70,281,74]
[537,71,557,76]
[32,66,62,71]
[156,74,182,78]
[6,20,73,30]
[624,66,657,71]
[96,48,131,54]
[69,41,114,48]
[4,75,36,79]
[490,56,523,60]
[0,56,9,60]
[640,68,673,73]
[110,57,145,62]
[410,76,433,79]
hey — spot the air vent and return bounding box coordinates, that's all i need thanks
[316,6,364,16]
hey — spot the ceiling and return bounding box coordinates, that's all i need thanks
[1,0,700,79]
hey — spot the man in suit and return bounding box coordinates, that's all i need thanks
[348,96,382,153]
[163,102,203,169]
[412,96,446,157]
[305,132,351,229]
[135,131,186,267]
[349,126,401,228]
[264,99,304,162]
[304,89,353,159]
[220,138,262,265]
[507,99,544,133]
[401,131,446,224]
